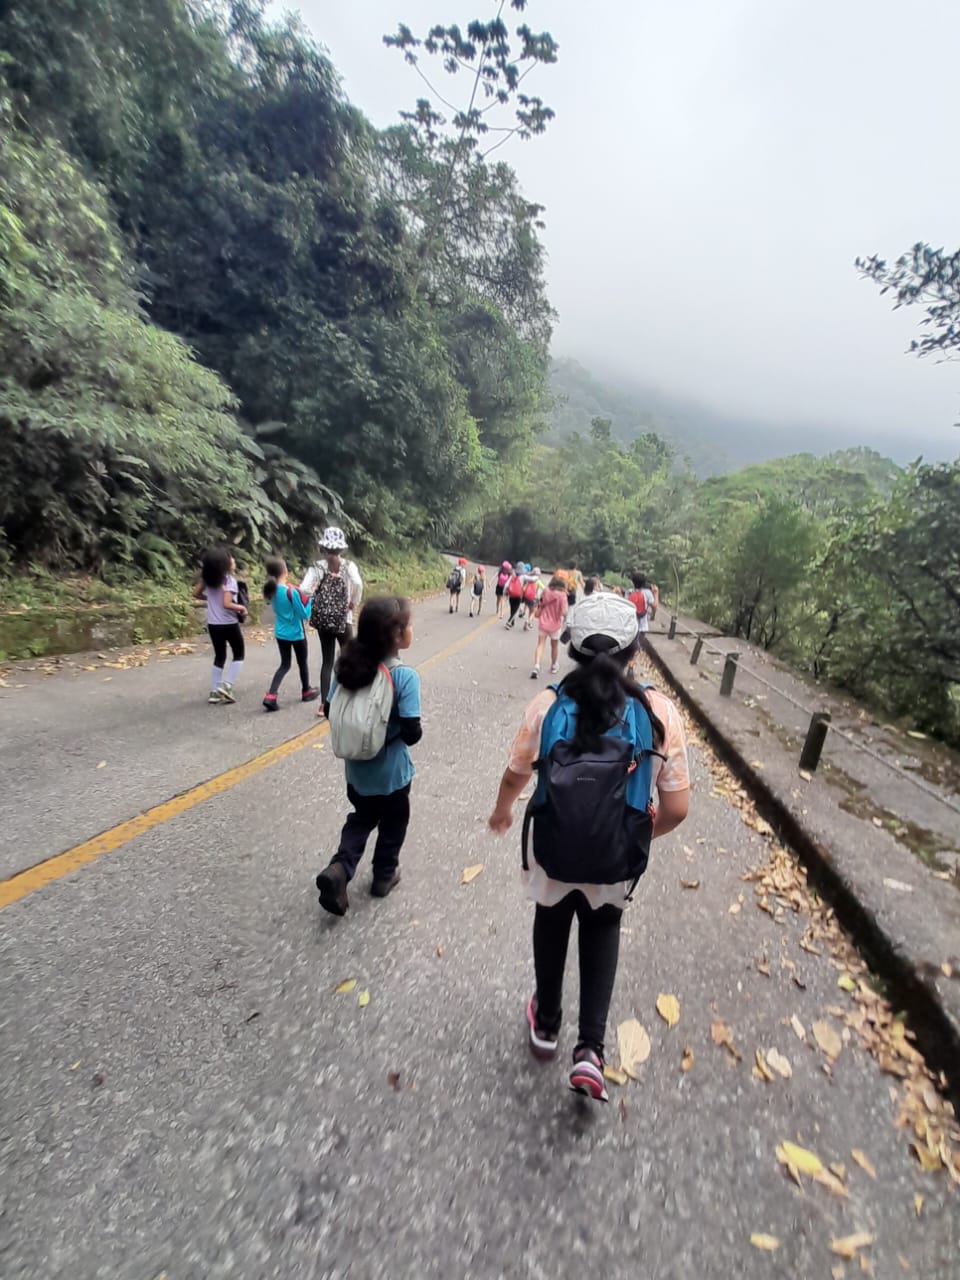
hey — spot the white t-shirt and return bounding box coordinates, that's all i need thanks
[300,559,363,625]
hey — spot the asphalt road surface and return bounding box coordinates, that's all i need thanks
[0,596,955,1278]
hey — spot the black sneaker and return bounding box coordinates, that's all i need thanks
[301,687,320,703]
[316,862,349,916]
[371,869,401,898]
[526,995,559,1060]
[262,692,278,711]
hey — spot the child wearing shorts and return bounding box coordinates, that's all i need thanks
[531,575,568,679]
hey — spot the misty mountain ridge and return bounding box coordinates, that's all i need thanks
[549,356,953,475]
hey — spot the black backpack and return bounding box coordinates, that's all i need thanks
[521,686,662,897]
[310,567,349,634]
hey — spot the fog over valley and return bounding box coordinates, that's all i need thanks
[278,0,960,466]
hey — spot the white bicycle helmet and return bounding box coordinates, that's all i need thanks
[319,526,348,551]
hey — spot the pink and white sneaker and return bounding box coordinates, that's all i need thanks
[526,996,559,1060]
[569,1046,608,1102]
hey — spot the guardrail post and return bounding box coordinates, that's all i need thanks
[690,637,704,665]
[719,652,739,697]
[799,711,832,772]
[668,615,677,640]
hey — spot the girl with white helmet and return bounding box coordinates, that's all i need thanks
[488,593,690,1102]
[300,527,363,707]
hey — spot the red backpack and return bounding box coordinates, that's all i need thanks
[627,589,648,618]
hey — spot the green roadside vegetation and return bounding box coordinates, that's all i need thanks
[0,549,449,662]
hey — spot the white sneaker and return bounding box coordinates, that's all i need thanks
[207,688,224,704]
[217,682,236,704]
[550,663,560,675]
[530,666,539,679]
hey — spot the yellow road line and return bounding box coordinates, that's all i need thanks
[0,611,499,911]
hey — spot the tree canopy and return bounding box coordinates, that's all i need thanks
[0,0,556,572]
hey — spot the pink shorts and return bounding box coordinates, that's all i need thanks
[539,627,563,642]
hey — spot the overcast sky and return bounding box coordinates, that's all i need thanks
[271,0,960,459]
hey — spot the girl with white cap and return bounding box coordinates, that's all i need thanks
[488,592,690,1102]
[300,527,363,706]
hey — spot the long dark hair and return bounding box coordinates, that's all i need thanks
[563,636,665,753]
[262,556,286,602]
[336,597,411,691]
[201,546,231,590]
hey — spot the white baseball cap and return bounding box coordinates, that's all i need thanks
[567,593,639,654]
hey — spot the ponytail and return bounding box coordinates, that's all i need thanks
[563,639,665,752]
[262,556,286,603]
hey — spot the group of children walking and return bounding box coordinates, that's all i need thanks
[196,537,688,1106]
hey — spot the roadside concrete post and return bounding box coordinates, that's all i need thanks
[719,652,739,697]
[799,711,832,772]
[668,615,677,640]
[690,637,704,664]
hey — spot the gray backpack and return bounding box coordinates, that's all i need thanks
[328,658,401,761]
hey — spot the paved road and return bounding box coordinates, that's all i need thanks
[0,598,955,1278]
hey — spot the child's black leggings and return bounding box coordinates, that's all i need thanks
[316,626,353,703]
[268,637,310,694]
[533,891,623,1057]
[508,596,522,622]
[208,623,244,667]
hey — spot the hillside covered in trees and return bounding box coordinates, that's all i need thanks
[0,0,554,576]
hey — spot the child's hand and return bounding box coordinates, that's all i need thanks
[488,806,513,835]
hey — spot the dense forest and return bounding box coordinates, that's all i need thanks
[1,2,957,745]
[0,0,554,574]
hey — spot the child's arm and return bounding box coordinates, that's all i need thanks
[222,586,246,617]
[395,669,422,746]
[289,587,312,619]
[489,768,528,834]
[192,581,205,601]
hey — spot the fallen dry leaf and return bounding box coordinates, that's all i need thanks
[883,877,913,893]
[766,1047,792,1079]
[680,878,700,890]
[460,864,484,885]
[617,1018,651,1079]
[754,1049,775,1083]
[435,945,443,958]
[910,1141,941,1172]
[813,1019,843,1060]
[728,901,742,914]
[749,1233,779,1251]
[913,1193,923,1217]
[656,993,680,1027]
[838,974,857,992]
[710,1020,742,1061]
[943,963,954,978]
[681,1046,694,1073]
[776,1140,823,1181]
[790,1014,806,1042]
[334,979,357,994]
[603,1064,628,1086]
[830,1232,874,1259]
[358,989,370,1008]
[851,1149,876,1180]
[387,1071,401,1090]
[757,960,771,977]
[96,761,106,769]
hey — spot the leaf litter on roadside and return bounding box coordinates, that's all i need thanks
[636,657,960,1183]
